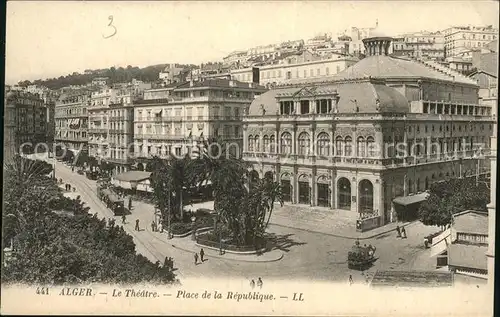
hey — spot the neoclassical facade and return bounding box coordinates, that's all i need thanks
[243,34,494,228]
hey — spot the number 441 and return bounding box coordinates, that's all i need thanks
[36,287,49,295]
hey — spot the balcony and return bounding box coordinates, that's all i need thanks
[105,157,129,164]
[133,98,171,105]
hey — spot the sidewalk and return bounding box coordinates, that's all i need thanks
[268,204,413,240]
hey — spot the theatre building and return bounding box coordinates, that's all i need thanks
[242,31,494,229]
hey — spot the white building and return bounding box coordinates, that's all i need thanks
[443,25,498,58]
[231,54,358,88]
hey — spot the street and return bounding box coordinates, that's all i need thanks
[44,157,447,285]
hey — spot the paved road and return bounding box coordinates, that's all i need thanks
[51,159,438,284]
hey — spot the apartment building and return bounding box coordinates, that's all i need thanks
[87,86,136,174]
[392,31,445,60]
[5,90,49,155]
[444,25,498,57]
[131,79,266,171]
[231,54,358,88]
[55,91,90,153]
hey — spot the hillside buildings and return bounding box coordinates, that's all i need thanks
[443,25,498,57]
[392,31,445,60]
[231,53,358,88]
[131,79,266,171]
[159,64,185,85]
[242,30,494,230]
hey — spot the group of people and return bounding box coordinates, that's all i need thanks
[64,183,76,192]
[151,221,163,233]
[250,278,263,289]
[396,225,407,239]
[194,248,205,265]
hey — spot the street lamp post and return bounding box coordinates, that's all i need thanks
[191,216,197,241]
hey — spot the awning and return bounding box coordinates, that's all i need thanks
[430,230,451,257]
[114,171,152,182]
[393,192,430,206]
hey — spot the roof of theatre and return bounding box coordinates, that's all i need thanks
[333,55,478,85]
[248,78,410,115]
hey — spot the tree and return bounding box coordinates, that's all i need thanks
[187,138,284,247]
[150,155,192,222]
[418,178,489,227]
[2,157,178,285]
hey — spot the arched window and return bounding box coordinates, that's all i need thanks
[335,136,344,156]
[366,136,376,157]
[357,136,366,157]
[254,135,260,152]
[269,135,276,153]
[248,135,254,151]
[345,136,353,157]
[359,179,374,212]
[280,132,292,154]
[263,135,270,152]
[387,136,393,157]
[298,132,310,155]
[317,132,330,157]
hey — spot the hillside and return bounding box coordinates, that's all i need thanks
[17,64,197,90]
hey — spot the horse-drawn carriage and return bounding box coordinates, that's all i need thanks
[348,240,377,270]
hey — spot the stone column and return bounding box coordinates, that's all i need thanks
[351,176,358,214]
[375,126,383,159]
[294,100,300,115]
[330,171,336,209]
[311,171,316,207]
[293,169,298,204]
[242,125,248,152]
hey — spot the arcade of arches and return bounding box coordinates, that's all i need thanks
[251,169,381,219]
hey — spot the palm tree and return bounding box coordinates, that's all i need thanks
[187,137,250,226]
[150,155,191,222]
[3,155,58,246]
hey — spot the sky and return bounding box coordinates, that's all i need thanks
[5,1,499,85]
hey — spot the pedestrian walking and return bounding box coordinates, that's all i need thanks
[250,279,255,289]
[67,184,71,191]
[194,252,199,265]
[401,227,407,239]
[200,248,205,262]
[128,198,133,211]
[135,219,140,231]
[349,275,353,285]
[73,187,76,192]
[71,166,75,172]
[158,222,163,233]
[121,214,126,224]
[257,277,263,289]
[396,225,401,238]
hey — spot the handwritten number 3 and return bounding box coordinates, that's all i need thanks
[103,16,117,39]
